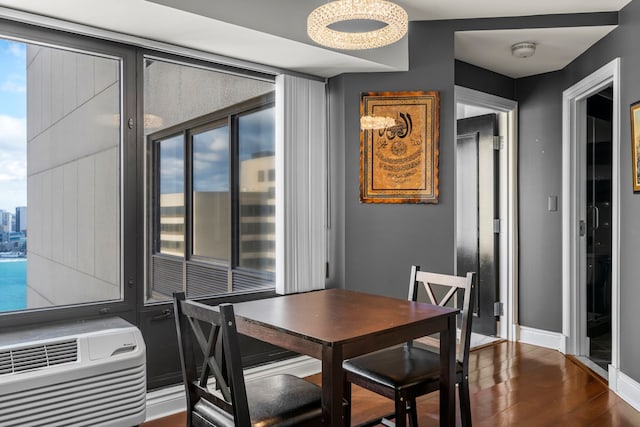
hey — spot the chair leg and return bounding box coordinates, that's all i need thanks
[395,394,408,427]
[343,379,352,426]
[407,397,418,427]
[459,376,472,427]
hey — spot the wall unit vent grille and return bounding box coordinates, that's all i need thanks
[0,364,146,427]
[0,339,77,375]
[0,317,146,427]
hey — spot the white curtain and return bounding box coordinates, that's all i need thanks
[275,74,327,294]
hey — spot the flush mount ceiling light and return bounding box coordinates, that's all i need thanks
[511,42,536,58]
[307,0,408,50]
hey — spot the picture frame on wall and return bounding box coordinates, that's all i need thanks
[630,100,640,192]
[359,91,440,203]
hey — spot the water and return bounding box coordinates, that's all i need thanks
[0,259,27,312]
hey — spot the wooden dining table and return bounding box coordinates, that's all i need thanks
[231,288,459,426]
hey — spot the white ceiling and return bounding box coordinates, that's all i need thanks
[400,0,632,20]
[455,26,618,78]
[0,0,633,78]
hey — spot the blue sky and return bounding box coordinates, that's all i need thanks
[0,39,27,212]
[161,107,275,195]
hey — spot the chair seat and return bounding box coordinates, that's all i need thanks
[342,268,475,427]
[194,374,322,427]
[343,345,463,392]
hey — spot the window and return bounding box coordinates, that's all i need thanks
[157,134,185,257]
[192,125,230,261]
[238,109,276,271]
[0,35,126,314]
[145,57,275,302]
[0,18,324,390]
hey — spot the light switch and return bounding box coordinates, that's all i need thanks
[548,195,558,212]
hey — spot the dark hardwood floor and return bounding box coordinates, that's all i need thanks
[142,341,640,426]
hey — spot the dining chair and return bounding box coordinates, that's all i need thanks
[172,292,324,427]
[342,266,476,427]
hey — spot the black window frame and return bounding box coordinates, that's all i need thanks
[152,131,187,258]
[147,91,276,303]
[0,21,289,389]
[188,118,231,266]
[0,18,138,328]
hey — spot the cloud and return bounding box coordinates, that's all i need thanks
[1,80,26,94]
[1,74,26,93]
[193,151,224,164]
[0,115,26,152]
[0,159,26,183]
[0,115,26,210]
[192,132,228,172]
[5,42,26,59]
[208,133,228,152]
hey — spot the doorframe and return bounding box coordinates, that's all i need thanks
[455,86,518,342]
[561,58,620,382]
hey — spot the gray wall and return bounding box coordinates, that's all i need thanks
[328,15,598,303]
[515,71,564,332]
[561,0,640,381]
[328,21,457,299]
[455,60,515,100]
[328,5,640,382]
[505,0,640,380]
[454,60,567,334]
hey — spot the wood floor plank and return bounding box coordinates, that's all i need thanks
[140,412,186,427]
[141,341,640,426]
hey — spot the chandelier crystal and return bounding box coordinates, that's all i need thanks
[360,115,396,130]
[307,0,408,50]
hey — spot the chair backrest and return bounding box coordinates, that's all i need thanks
[408,266,476,366]
[173,292,251,427]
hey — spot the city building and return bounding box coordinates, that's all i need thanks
[14,206,26,233]
[0,210,12,233]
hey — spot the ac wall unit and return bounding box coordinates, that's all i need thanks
[0,317,146,427]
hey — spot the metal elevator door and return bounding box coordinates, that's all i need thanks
[456,114,499,336]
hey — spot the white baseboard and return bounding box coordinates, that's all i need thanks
[145,384,186,422]
[611,367,640,412]
[243,354,321,382]
[145,355,321,422]
[517,325,564,351]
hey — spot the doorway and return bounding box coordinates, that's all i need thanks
[585,87,613,373]
[456,114,499,336]
[455,86,518,342]
[562,58,620,383]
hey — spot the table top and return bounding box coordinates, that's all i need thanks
[231,288,458,346]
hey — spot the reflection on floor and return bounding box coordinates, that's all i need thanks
[470,332,502,350]
[587,310,611,373]
[417,332,503,353]
[142,341,640,427]
[589,330,612,372]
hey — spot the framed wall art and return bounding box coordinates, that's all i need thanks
[631,100,640,192]
[360,90,440,203]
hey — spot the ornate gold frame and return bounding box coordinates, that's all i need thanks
[360,91,440,203]
[630,100,640,192]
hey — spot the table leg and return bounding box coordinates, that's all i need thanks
[322,345,345,426]
[440,315,456,426]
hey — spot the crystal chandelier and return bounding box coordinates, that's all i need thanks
[360,115,396,130]
[307,0,408,50]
